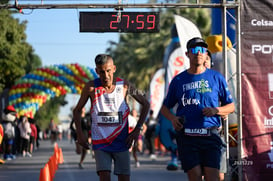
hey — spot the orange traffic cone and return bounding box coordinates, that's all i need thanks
[52,153,59,169]
[39,163,51,181]
[58,148,64,164]
[54,142,59,153]
[0,159,5,164]
[54,149,59,165]
[48,157,56,180]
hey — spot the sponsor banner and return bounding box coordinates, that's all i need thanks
[241,0,273,179]
[174,15,201,54]
[149,68,165,119]
[165,47,189,91]
[241,0,273,32]
[163,15,201,91]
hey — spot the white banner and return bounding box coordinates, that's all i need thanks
[174,14,202,56]
[149,68,165,118]
[164,15,202,90]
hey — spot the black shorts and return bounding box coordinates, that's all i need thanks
[177,131,223,172]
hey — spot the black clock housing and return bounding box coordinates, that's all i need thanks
[80,12,160,33]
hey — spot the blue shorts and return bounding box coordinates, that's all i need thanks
[177,131,223,172]
[94,150,130,176]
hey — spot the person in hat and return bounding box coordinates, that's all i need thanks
[204,49,214,69]
[1,106,17,160]
[160,37,235,181]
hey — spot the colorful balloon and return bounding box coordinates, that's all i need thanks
[8,63,98,118]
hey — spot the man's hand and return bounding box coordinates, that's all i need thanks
[76,133,90,150]
[202,107,219,117]
[221,114,228,121]
[171,117,184,131]
[126,128,141,148]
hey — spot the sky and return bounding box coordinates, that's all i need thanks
[11,0,148,120]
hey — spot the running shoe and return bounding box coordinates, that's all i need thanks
[135,161,140,168]
[79,163,84,169]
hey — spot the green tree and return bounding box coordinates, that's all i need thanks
[107,4,211,92]
[0,9,42,92]
[0,9,64,130]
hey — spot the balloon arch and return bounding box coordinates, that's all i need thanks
[8,63,98,118]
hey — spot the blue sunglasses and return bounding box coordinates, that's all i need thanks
[189,46,207,54]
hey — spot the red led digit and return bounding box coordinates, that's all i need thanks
[136,15,144,29]
[122,15,130,28]
[147,15,155,29]
[110,15,118,29]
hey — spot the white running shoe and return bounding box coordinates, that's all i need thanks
[26,152,32,157]
[150,154,157,160]
[135,161,140,168]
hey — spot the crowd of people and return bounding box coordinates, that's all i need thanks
[0,106,40,161]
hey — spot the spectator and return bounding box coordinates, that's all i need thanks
[35,123,41,149]
[70,107,91,169]
[49,119,57,144]
[128,109,146,168]
[18,116,32,157]
[145,110,158,160]
[1,106,17,160]
[57,124,63,141]
[28,118,37,154]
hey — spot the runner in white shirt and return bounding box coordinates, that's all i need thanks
[73,54,149,181]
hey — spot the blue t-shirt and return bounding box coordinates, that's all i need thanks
[163,68,233,129]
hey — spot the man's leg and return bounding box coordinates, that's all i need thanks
[118,174,130,181]
[79,147,87,169]
[113,151,130,181]
[94,150,112,181]
[98,171,111,181]
[203,167,220,181]
[187,165,203,181]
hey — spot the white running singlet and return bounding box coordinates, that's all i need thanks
[91,77,130,152]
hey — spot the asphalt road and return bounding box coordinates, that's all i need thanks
[0,139,188,181]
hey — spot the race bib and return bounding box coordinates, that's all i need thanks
[184,128,210,136]
[97,112,123,124]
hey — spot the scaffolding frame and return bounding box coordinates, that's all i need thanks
[2,0,242,180]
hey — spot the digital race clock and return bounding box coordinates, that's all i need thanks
[79,12,160,33]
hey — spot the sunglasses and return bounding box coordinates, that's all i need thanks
[189,46,207,54]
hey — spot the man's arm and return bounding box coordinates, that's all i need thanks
[127,82,150,129]
[202,102,235,117]
[160,105,177,122]
[160,105,183,131]
[216,102,235,116]
[125,81,150,147]
[73,81,93,149]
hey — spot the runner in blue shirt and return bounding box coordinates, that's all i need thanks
[160,37,235,181]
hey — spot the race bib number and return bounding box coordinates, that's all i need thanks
[97,112,122,124]
[184,128,210,136]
